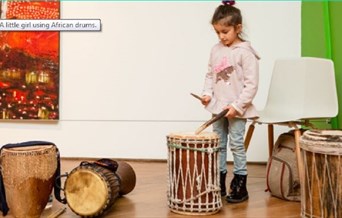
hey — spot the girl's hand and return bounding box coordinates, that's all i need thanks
[224,105,237,119]
[201,95,211,106]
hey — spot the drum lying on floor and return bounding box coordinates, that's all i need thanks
[64,162,120,217]
[166,132,222,215]
[62,159,136,217]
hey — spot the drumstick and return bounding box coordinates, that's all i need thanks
[195,108,229,135]
[47,207,66,218]
[190,93,203,101]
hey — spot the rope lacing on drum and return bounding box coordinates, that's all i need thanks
[170,185,221,204]
[167,143,220,154]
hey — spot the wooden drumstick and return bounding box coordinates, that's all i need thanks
[190,93,203,102]
[195,108,229,135]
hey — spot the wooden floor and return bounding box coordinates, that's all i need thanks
[2,159,301,218]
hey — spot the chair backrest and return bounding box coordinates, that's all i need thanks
[261,57,338,122]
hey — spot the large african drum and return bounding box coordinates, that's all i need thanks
[300,130,342,218]
[0,142,58,218]
[166,132,222,215]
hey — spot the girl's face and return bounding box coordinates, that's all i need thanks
[213,22,242,47]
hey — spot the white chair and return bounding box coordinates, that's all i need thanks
[244,57,339,190]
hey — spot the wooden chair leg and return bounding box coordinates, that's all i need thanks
[267,124,274,157]
[244,123,255,151]
[294,128,304,199]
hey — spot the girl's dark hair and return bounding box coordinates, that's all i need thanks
[211,3,242,26]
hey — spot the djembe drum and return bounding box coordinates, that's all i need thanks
[166,132,222,215]
[300,130,342,218]
[0,141,58,218]
[59,159,136,217]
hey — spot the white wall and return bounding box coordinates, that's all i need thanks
[0,2,301,162]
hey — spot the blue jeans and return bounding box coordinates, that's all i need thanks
[212,116,247,175]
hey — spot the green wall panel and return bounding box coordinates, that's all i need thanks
[302,2,341,129]
[302,2,326,58]
[330,2,342,128]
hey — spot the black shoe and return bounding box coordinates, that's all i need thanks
[226,174,248,203]
[220,171,227,196]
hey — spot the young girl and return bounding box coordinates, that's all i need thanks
[201,0,259,203]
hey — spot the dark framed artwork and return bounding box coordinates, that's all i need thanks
[0,1,60,120]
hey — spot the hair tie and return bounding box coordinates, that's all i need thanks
[222,0,235,6]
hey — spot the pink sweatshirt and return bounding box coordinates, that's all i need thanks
[202,41,260,118]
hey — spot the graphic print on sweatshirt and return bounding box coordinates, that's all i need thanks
[213,56,234,83]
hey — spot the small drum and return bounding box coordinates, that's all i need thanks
[300,130,342,218]
[62,159,136,217]
[166,132,222,215]
[0,142,58,218]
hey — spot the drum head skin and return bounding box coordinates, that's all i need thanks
[300,130,342,155]
[65,169,109,216]
[167,132,218,140]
